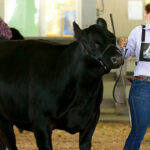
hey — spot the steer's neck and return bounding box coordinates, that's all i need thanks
[77,43,111,77]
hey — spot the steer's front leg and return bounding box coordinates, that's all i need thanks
[31,116,53,150]
[79,113,99,150]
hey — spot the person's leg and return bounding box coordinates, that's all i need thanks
[123,79,150,150]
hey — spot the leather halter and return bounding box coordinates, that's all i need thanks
[84,43,121,70]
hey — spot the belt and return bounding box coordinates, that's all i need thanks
[134,76,150,82]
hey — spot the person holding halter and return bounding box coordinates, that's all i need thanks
[119,3,150,150]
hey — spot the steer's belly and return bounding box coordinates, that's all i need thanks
[0,111,32,131]
[15,122,33,131]
[54,107,98,134]
[0,102,30,126]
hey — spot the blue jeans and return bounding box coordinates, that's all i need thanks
[123,78,150,150]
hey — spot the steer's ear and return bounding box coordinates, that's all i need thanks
[73,21,82,41]
[96,18,107,29]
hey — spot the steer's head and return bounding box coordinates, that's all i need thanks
[73,22,124,71]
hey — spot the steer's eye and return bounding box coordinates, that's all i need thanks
[95,42,102,49]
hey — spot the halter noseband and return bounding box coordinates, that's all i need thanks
[83,43,121,70]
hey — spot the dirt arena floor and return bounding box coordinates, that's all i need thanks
[14,122,150,150]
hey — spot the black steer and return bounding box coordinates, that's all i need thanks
[0,22,123,150]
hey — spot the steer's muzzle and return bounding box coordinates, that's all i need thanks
[110,55,124,68]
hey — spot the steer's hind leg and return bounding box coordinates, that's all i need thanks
[31,116,52,150]
[0,117,17,150]
[0,140,6,150]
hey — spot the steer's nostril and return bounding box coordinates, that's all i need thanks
[111,57,117,64]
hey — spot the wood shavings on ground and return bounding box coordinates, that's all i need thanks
[13,122,150,150]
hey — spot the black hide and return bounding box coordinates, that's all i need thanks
[0,22,123,150]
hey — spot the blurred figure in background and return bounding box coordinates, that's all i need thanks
[0,17,12,40]
[118,37,128,49]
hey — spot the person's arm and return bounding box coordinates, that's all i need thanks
[0,18,12,40]
[118,27,138,59]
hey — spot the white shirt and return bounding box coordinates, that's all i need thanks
[123,24,150,77]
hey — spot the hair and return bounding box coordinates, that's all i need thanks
[96,18,107,29]
[10,28,24,40]
[145,4,150,13]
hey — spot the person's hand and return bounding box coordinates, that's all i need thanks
[118,37,128,48]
